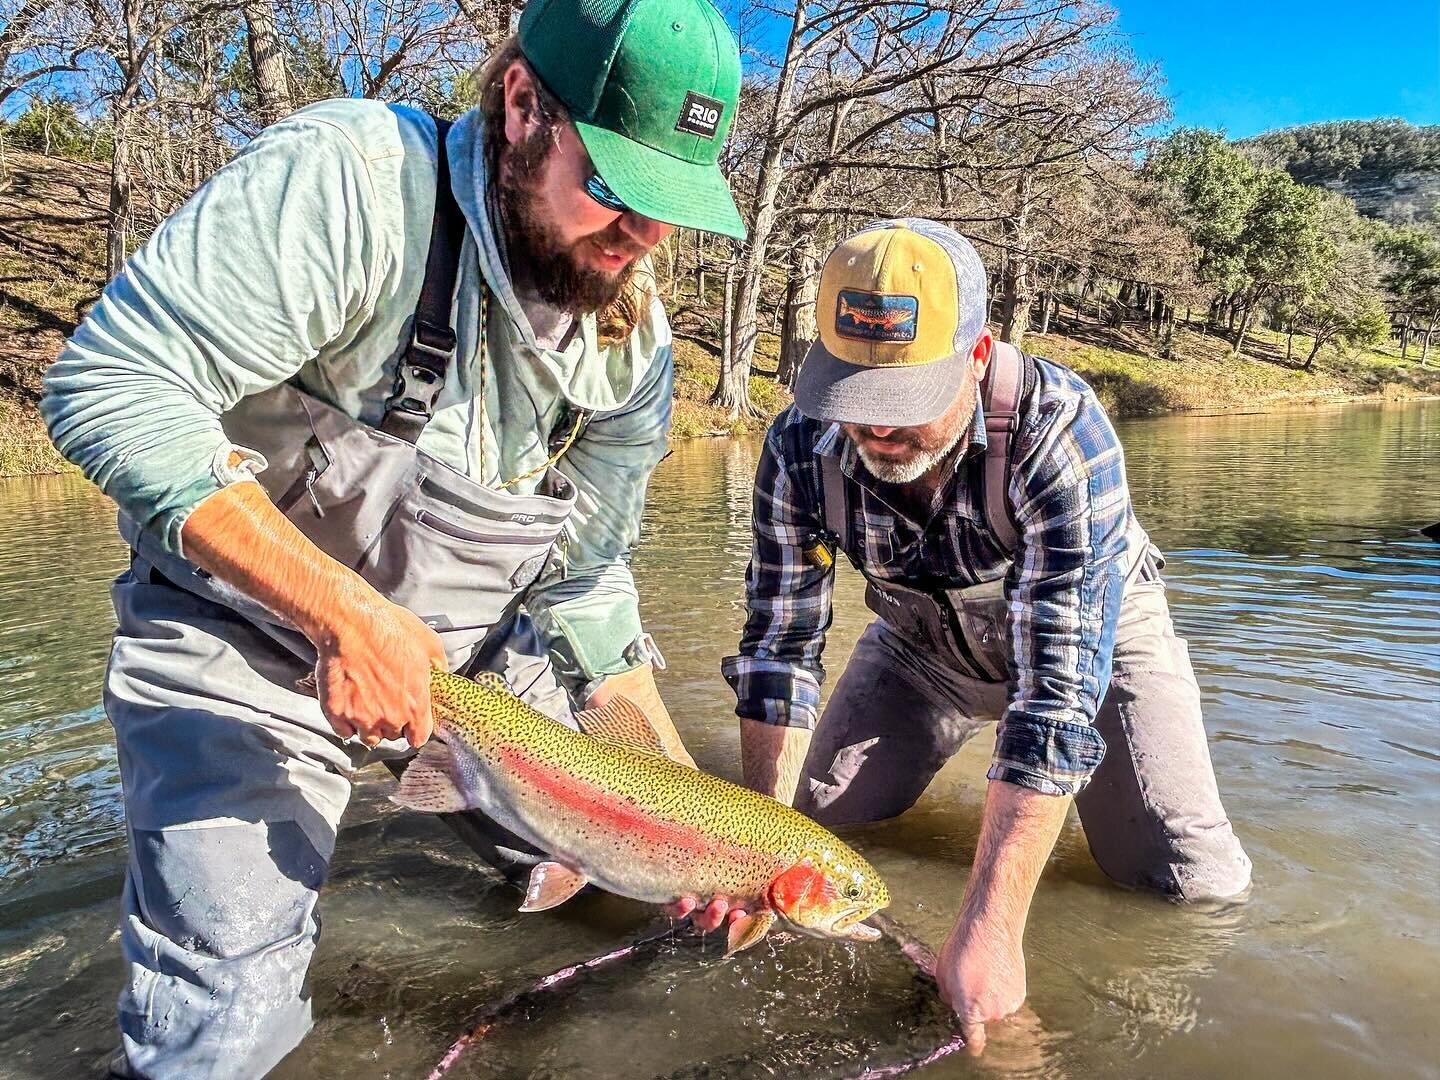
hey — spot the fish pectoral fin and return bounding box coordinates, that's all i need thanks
[574,694,672,760]
[519,861,590,912]
[390,740,471,814]
[724,911,778,958]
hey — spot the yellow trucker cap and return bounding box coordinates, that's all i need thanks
[795,219,988,427]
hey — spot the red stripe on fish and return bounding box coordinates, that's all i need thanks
[496,744,726,862]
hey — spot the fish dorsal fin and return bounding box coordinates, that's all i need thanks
[574,694,671,758]
[469,671,510,693]
[390,739,470,814]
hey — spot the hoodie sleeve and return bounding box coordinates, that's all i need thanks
[41,108,382,555]
[526,296,674,698]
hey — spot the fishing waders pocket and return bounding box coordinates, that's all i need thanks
[864,576,1012,683]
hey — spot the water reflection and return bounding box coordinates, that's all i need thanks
[0,401,1437,1079]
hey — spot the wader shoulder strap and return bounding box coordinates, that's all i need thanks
[381,117,464,444]
[819,439,847,548]
[979,340,1033,554]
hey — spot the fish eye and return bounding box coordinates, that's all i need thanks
[844,882,863,900]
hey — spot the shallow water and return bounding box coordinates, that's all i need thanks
[0,400,1436,1079]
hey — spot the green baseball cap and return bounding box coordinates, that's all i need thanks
[518,0,746,239]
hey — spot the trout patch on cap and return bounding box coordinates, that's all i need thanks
[834,289,919,343]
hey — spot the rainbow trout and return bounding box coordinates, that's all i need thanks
[392,670,890,955]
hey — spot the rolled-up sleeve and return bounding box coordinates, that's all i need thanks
[527,303,673,694]
[41,109,380,555]
[720,417,832,729]
[989,389,1130,796]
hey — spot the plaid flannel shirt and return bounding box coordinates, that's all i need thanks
[721,353,1136,796]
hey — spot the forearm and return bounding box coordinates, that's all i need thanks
[180,479,379,646]
[957,780,1071,939]
[740,718,812,805]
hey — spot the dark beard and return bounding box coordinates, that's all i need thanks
[496,133,636,315]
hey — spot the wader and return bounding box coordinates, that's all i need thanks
[797,343,1251,901]
[106,122,583,1078]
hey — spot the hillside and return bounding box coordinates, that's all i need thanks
[2,148,1437,477]
[1240,119,1440,223]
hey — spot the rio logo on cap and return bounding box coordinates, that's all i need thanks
[676,91,724,139]
[835,289,919,343]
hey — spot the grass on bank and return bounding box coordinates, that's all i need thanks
[0,397,70,476]
[1033,318,1438,416]
[670,333,793,438]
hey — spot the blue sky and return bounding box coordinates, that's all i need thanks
[1113,0,1440,137]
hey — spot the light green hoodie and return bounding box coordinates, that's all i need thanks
[42,99,674,694]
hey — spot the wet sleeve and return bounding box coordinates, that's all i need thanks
[989,388,1130,797]
[40,111,380,555]
[720,420,832,729]
[526,309,673,697]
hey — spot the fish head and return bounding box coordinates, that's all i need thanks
[767,848,890,944]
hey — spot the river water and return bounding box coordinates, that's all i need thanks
[0,401,1436,1079]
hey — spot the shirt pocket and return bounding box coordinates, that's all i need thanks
[859,509,897,566]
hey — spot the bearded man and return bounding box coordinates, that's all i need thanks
[42,0,745,1073]
[723,219,1251,1051]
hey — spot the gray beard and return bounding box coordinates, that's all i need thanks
[856,422,968,484]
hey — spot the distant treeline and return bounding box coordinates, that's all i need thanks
[1,0,1436,415]
[1242,119,1440,194]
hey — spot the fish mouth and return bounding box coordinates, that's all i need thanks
[837,909,882,941]
[827,905,882,942]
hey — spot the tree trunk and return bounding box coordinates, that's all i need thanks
[245,0,293,126]
[1285,325,1294,364]
[998,255,1033,346]
[1233,304,1255,357]
[776,239,818,388]
[1038,291,1053,336]
[710,0,805,418]
[1304,335,1324,371]
[1158,306,1176,359]
[694,234,707,305]
[1400,313,1411,358]
[714,259,754,414]
[1423,320,1437,367]
[107,107,134,278]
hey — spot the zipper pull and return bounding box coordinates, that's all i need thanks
[304,468,324,518]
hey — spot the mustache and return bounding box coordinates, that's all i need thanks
[589,230,648,262]
[858,431,922,450]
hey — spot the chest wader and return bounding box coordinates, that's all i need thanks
[119,119,581,875]
[820,341,1152,682]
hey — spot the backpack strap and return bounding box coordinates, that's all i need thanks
[381,117,465,444]
[979,340,1030,553]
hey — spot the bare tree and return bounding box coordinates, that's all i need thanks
[0,0,99,110]
[712,0,1131,417]
[243,0,292,125]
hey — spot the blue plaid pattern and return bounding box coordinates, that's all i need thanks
[721,353,1134,796]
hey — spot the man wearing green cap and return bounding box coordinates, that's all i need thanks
[42,0,744,1073]
[724,219,1250,1050]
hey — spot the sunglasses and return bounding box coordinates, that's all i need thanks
[584,171,631,214]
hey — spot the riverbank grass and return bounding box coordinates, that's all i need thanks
[1031,323,1437,416]
[670,335,791,438]
[0,397,69,476]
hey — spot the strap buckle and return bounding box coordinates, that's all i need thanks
[410,318,457,362]
[384,320,456,423]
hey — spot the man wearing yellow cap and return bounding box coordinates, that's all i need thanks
[722,219,1250,1049]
